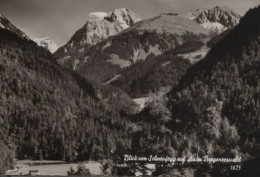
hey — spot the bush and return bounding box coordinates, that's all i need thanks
[67,164,92,176]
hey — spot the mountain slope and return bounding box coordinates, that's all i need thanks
[72,13,209,84]
[0,28,139,167]
[124,6,260,176]
[125,13,209,35]
[109,41,205,98]
[0,13,29,39]
[55,8,141,60]
[186,6,241,33]
[34,37,58,53]
[167,5,260,163]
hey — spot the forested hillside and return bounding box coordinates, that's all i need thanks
[0,28,138,166]
[75,30,191,82]
[70,13,209,83]
[1,4,260,177]
[124,6,260,177]
[167,5,260,166]
[110,41,202,98]
[0,134,15,174]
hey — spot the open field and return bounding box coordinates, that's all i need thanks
[133,86,172,110]
[5,160,102,176]
[178,38,211,64]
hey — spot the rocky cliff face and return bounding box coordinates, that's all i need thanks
[34,37,58,53]
[186,6,241,33]
[55,8,141,57]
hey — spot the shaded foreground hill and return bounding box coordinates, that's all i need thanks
[120,5,260,177]
[0,28,138,169]
[164,5,260,176]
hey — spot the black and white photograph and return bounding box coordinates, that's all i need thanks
[0,0,259,176]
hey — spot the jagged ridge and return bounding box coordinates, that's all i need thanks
[55,8,141,57]
[186,6,241,33]
[0,13,29,39]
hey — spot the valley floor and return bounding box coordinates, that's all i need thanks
[5,160,102,176]
[133,86,172,110]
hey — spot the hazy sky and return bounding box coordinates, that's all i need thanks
[0,0,258,46]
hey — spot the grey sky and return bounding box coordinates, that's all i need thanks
[0,0,258,46]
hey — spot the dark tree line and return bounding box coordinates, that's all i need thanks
[110,40,205,98]
[0,29,138,173]
[163,6,260,176]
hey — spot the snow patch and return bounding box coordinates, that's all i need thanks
[78,48,85,53]
[58,55,71,65]
[102,41,112,50]
[63,56,71,60]
[185,10,203,21]
[201,22,227,33]
[133,97,152,110]
[107,54,131,68]
[162,61,171,66]
[119,22,129,30]
[131,44,162,62]
[133,86,172,111]
[106,74,121,84]
[34,37,58,53]
[73,59,80,70]
[88,12,109,20]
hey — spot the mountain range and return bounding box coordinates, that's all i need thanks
[186,6,241,33]
[1,4,259,177]
[53,6,240,89]
[55,8,141,60]
[52,6,242,103]
[61,13,209,79]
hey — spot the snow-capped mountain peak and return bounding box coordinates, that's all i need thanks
[186,9,203,20]
[110,8,142,27]
[34,37,58,53]
[55,8,142,56]
[186,6,241,33]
